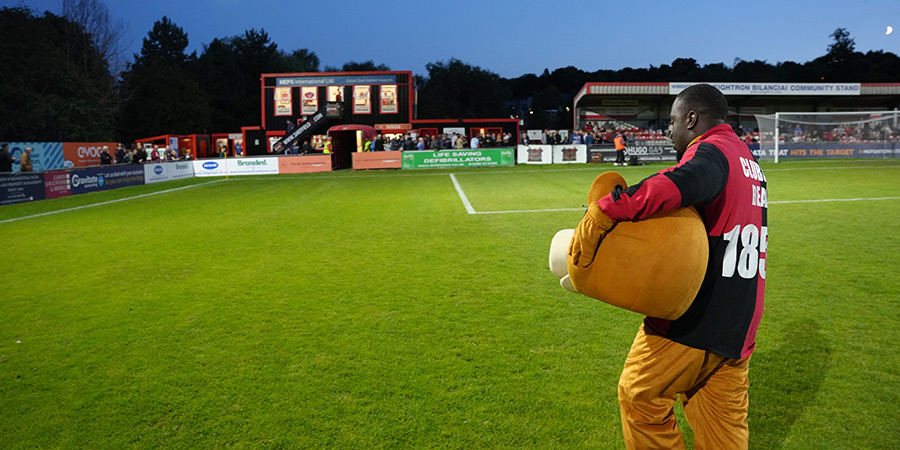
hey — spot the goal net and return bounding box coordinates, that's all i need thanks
[754,111,899,163]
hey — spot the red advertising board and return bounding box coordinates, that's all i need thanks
[62,142,117,167]
[44,171,72,199]
[277,154,332,173]
[352,151,402,170]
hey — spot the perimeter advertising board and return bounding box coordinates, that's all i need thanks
[0,173,45,205]
[401,149,514,169]
[278,154,333,173]
[192,158,280,177]
[70,166,145,194]
[517,145,553,164]
[62,142,118,167]
[552,144,588,164]
[5,143,65,172]
[629,140,679,162]
[752,142,898,160]
[144,161,195,184]
[44,171,72,199]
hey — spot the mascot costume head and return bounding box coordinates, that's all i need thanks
[549,171,708,320]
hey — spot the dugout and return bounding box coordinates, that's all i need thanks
[327,124,377,169]
[573,82,900,133]
[136,134,211,159]
[211,132,244,157]
[411,118,520,144]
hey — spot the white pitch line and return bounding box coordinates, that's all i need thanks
[473,207,584,215]
[769,196,900,204]
[449,173,476,214]
[0,179,225,224]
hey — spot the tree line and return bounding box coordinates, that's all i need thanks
[2,3,898,143]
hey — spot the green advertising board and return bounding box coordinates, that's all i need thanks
[401,148,515,169]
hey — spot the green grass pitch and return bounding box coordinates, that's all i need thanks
[1,160,898,448]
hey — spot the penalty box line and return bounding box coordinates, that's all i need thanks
[450,174,899,215]
[450,173,583,215]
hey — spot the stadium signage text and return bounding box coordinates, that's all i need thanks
[669,82,861,96]
[276,75,397,87]
[402,149,514,169]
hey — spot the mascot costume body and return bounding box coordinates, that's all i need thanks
[549,171,708,320]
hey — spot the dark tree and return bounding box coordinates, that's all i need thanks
[417,59,511,119]
[0,7,116,140]
[118,16,209,140]
[325,60,391,72]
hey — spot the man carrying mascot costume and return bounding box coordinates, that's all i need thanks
[554,84,767,449]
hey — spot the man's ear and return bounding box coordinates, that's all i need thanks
[686,110,698,130]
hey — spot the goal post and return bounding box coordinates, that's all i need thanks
[754,110,899,163]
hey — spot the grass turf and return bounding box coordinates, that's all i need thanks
[1,160,898,448]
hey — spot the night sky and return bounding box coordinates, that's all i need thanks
[6,0,899,78]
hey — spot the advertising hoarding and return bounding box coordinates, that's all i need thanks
[551,144,588,164]
[517,145,552,164]
[70,166,144,194]
[144,161,195,184]
[0,173,45,205]
[401,149,515,169]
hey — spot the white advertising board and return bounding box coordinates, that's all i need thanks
[517,145,553,164]
[552,144,588,164]
[192,157,280,177]
[144,161,195,184]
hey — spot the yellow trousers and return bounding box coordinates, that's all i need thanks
[618,324,750,450]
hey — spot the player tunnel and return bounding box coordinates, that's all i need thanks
[327,125,377,170]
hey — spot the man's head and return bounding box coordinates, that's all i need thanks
[669,84,728,155]
[24,147,32,154]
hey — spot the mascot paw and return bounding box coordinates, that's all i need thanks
[560,275,578,293]
[549,229,575,278]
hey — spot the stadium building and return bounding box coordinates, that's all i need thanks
[573,82,900,132]
[244,70,519,168]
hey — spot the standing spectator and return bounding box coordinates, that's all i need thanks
[585,131,594,146]
[19,147,34,172]
[165,146,178,161]
[132,148,146,164]
[0,143,12,172]
[115,144,126,164]
[388,135,401,151]
[100,145,112,165]
[150,145,161,163]
[470,134,480,149]
[300,139,312,154]
[614,131,627,166]
[416,137,425,150]
[374,133,384,151]
[123,147,133,164]
[455,134,467,149]
[572,130,584,144]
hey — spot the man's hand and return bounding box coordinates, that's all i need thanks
[568,172,623,268]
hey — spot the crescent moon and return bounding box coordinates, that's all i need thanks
[888,26,894,35]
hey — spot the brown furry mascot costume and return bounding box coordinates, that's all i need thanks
[549,171,708,320]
